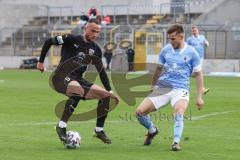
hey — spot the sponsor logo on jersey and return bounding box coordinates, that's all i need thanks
[73,52,85,65]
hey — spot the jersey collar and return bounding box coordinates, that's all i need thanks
[171,42,187,55]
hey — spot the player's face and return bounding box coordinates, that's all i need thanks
[84,23,101,42]
[192,28,199,37]
[168,32,184,49]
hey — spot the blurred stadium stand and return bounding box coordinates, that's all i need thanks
[0,0,239,70]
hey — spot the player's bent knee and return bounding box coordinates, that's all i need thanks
[68,80,81,86]
[174,109,185,115]
[135,108,145,117]
[66,86,84,97]
[87,85,110,99]
[100,90,110,98]
[66,81,85,97]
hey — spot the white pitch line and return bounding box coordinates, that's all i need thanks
[0,120,126,127]
[0,80,5,83]
[191,110,239,120]
[0,110,239,127]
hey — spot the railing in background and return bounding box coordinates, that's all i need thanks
[1,23,239,59]
[34,1,219,27]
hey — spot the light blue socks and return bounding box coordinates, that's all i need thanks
[137,115,156,133]
[173,114,184,143]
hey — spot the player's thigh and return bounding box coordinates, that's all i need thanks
[136,93,171,116]
[173,99,189,115]
[85,84,109,99]
[148,91,171,110]
[171,89,189,114]
[66,80,85,97]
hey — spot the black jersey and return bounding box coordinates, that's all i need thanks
[55,34,102,77]
[39,34,111,91]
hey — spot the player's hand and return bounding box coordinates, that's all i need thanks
[196,97,204,110]
[37,62,44,72]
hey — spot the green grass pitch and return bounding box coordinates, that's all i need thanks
[0,70,239,160]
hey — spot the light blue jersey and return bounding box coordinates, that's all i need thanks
[157,43,201,91]
[187,35,206,59]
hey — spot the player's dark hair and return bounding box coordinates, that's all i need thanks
[167,24,184,34]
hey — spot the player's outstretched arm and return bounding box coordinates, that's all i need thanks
[194,71,204,110]
[151,65,163,89]
[37,37,60,72]
[37,38,53,72]
[92,55,120,103]
[204,39,209,47]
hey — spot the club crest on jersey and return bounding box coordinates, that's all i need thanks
[183,56,190,62]
[88,49,94,56]
[72,52,85,65]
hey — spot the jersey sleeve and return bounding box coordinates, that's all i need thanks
[39,38,55,63]
[191,48,201,73]
[54,34,75,45]
[38,34,75,63]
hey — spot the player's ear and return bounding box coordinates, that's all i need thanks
[180,33,184,39]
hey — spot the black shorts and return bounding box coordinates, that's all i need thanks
[51,73,93,95]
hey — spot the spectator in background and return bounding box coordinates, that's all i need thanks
[126,46,135,71]
[96,15,102,24]
[102,15,111,25]
[88,6,99,19]
[80,12,89,22]
[78,12,89,28]
[104,48,113,71]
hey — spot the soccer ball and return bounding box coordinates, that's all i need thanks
[64,131,81,149]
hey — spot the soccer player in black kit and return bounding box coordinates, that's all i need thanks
[37,19,119,145]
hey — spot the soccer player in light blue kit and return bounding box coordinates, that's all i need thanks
[187,26,210,94]
[135,24,204,151]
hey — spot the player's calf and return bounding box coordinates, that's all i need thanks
[136,114,158,145]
